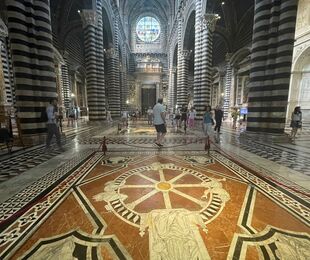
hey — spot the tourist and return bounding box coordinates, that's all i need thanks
[202,105,214,150]
[67,107,75,127]
[180,104,188,131]
[188,107,196,128]
[290,106,302,142]
[45,99,64,152]
[121,110,128,127]
[153,98,167,147]
[231,108,239,129]
[174,108,181,130]
[147,107,153,125]
[106,110,113,123]
[214,105,224,142]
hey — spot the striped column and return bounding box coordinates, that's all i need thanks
[168,67,176,112]
[223,53,232,119]
[106,13,121,117]
[60,56,71,109]
[81,9,106,120]
[246,0,298,134]
[120,44,128,110]
[177,50,191,107]
[1,31,13,106]
[6,0,57,143]
[176,15,183,108]
[194,12,219,118]
[106,47,121,117]
[193,0,203,118]
[95,0,106,118]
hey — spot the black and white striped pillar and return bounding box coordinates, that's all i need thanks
[6,0,57,143]
[106,47,121,117]
[193,0,203,118]
[168,66,176,112]
[95,0,106,118]
[61,52,71,109]
[120,44,128,110]
[246,0,298,134]
[223,53,232,119]
[0,25,13,107]
[81,9,106,120]
[177,50,191,107]
[194,12,219,118]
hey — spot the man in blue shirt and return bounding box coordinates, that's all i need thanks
[153,98,166,147]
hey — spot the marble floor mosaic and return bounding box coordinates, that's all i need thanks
[0,121,309,259]
[0,151,309,259]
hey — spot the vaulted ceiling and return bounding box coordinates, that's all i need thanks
[121,0,174,24]
[207,0,254,65]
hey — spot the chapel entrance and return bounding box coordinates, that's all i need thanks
[141,86,156,114]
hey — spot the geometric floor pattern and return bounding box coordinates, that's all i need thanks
[233,137,310,176]
[1,150,309,259]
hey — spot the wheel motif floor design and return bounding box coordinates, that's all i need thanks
[0,151,309,259]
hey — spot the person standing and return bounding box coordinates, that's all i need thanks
[180,104,188,132]
[231,108,239,129]
[147,107,153,125]
[202,105,214,152]
[290,106,302,142]
[214,105,224,142]
[106,110,113,123]
[153,98,167,147]
[45,98,64,152]
[188,107,196,128]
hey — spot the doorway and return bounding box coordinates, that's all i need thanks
[141,87,156,115]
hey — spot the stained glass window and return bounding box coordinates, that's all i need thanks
[136,16,160,42]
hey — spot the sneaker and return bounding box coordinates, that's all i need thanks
[154,142,161,147]
[157,143,163,147]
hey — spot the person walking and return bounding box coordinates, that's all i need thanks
[214,105,224,142]
[202,105,214,152]
[180,104,188,132]
[290,106,302,142]
[153,98,167,147]
[45,98,64,152]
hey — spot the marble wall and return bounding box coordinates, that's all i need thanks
[287,0,310,123]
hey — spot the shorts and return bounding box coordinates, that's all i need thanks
[203,123,214,137]
[175,115,181,120]
[155,124,167,133]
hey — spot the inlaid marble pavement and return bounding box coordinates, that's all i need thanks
[0,150,309,260]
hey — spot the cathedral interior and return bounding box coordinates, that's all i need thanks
[0,0,309,259]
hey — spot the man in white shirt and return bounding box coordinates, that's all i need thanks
[153,98,166,147]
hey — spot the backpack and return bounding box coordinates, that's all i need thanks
[40,109,48,122]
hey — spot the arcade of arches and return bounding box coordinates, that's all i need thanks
[0,0,309,259]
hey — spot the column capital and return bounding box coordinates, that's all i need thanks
[106,48,117,59]
[225,53,233,62]
[202,13,221,32]
[181,50,192,60]
[170,67,177,73]
[80,10,98,28]
[0,18,8,37]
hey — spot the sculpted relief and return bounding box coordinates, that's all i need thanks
[296,0,310,35]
